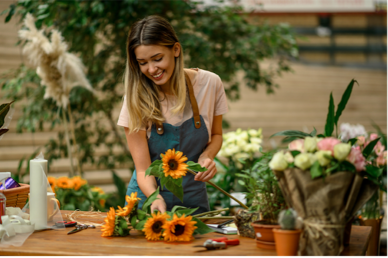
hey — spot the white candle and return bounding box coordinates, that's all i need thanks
[29,155,48,230]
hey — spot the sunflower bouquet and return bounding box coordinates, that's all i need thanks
[101,189,213,241]
[48,176,108,211]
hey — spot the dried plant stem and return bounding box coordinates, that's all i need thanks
[62,107,75,177]
[67,104,82,176]
[187,169,249,209]
[194,208,229,217]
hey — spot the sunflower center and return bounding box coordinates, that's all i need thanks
[152,221,163,233]
[173,225,185,236]
[168,160,178,170]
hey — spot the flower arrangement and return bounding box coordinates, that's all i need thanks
[269,79,385,255]
[48,176,107,211]
[218,128,263,168]
[0,101,14,141]
[100,189,212,241]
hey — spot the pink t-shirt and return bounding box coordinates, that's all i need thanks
[117,68,229,143]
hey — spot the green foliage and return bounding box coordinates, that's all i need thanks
[363,138,380,158]
[0,101,14,138]
[1,0,297,185]
[324,93,335,137]
[236,150,286,224]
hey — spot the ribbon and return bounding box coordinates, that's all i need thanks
[0,207,35,246]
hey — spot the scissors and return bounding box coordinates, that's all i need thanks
[67,224,95,235]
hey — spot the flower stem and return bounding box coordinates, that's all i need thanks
[194,208,229,217]
[187,169,249,209]
[196,216,235,220]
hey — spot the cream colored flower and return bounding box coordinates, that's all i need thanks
[304,137,318,153]
[333,143,351,161]
[294,153,312,170]
[269,152,289,171]
[315,150,332,167]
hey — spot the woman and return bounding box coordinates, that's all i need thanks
[117,15,228,214]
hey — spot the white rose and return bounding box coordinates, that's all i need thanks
[304,137,318,153]
[240,131,249,141]
[269,152,289,171]
[333,143,351,161]
[234,152,250,161]
[315,150,332,167]
[224,144,240,156]
[284,152,294,163]
[250,137,262,145]
[248,129,257,137]
[294,153,312,170]
[237,138,248,148]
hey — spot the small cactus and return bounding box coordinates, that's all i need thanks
[278,208,298,230]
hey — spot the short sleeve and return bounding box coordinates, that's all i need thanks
[117,96,146,131]
[214,75,229,116]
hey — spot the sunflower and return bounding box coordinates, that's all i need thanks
[161,149,188,179]
[56,176,73,189]
[143,212,170,241]
[116,192,141,216]
[101,207,116,237]
[71,176,87,191]
[162,214,197,242]
[47,176,57,193]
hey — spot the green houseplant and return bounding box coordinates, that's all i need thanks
[234,150,286,245]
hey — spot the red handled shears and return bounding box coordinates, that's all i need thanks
[194,237,240,250]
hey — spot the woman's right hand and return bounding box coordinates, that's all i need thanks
[150,195,166,213]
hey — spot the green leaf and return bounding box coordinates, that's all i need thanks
[335,79,356,126]
[310,127,317,137]
[142,187,160,213]
[187,161,207,172]
[372,122,387,149]
[290,150,301,157]
[171,205,187,213]
[4,4,15,23]
[347,138,358,146]
[324,93,335,137]
[131,215,138,228]
[63,203,76,210]
[270,130,311,138]
[363,138,380,158]
[134,219,146,230]
[137,209,147,220]
[172,177,183,186]
[365,165,382,178]
[192,217,214,235]
[111,170,126,205]
[310,161,323,179]
[145,160,162,177]
[238,179,245,185]
[165,180,183,202]
[176,207,199,217]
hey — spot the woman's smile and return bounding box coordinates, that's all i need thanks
[152,70,164,80]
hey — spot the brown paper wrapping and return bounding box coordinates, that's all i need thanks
[274,168,377,256]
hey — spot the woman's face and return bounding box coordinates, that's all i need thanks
[134,43,180,89]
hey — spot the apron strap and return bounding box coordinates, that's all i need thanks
[156,70,201,135]
[184,71,201,129]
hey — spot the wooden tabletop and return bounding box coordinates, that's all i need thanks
[0,211,372,256]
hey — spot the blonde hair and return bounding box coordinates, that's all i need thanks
[124,15,186,133]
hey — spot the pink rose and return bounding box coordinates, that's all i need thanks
[347,146,366,172]
[288,139,305,152]
[376,151,387,167]
[374,141,385,156]
[356,136,365,146]
[317,137,341,155]
[369,133,379,141]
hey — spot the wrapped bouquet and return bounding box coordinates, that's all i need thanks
[269,79,385,255]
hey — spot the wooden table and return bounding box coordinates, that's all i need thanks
[0,211,372,256]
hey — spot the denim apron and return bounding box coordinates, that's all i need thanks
[125,72,210,215]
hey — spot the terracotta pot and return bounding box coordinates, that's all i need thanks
[273,229,302,256]
[256,239,276,250]
[251,220,280,242]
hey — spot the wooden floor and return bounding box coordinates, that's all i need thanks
[0,1,386,194]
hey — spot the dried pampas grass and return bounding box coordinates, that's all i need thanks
[19,13,93,108]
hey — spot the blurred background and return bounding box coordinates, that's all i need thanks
[0,0,386,252]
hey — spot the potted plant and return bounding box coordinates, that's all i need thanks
[273,208,302,256]
[235,150,286,249]
[0,101,14,140]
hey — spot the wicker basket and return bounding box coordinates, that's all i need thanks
[0,183,29,209]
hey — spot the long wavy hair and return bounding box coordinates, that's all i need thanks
[124,15,186,133]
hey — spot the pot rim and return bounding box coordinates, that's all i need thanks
[272,228,302,234]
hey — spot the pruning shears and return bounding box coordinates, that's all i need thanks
[194,237,240,250]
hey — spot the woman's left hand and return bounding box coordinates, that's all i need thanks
[195,156,217,182]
